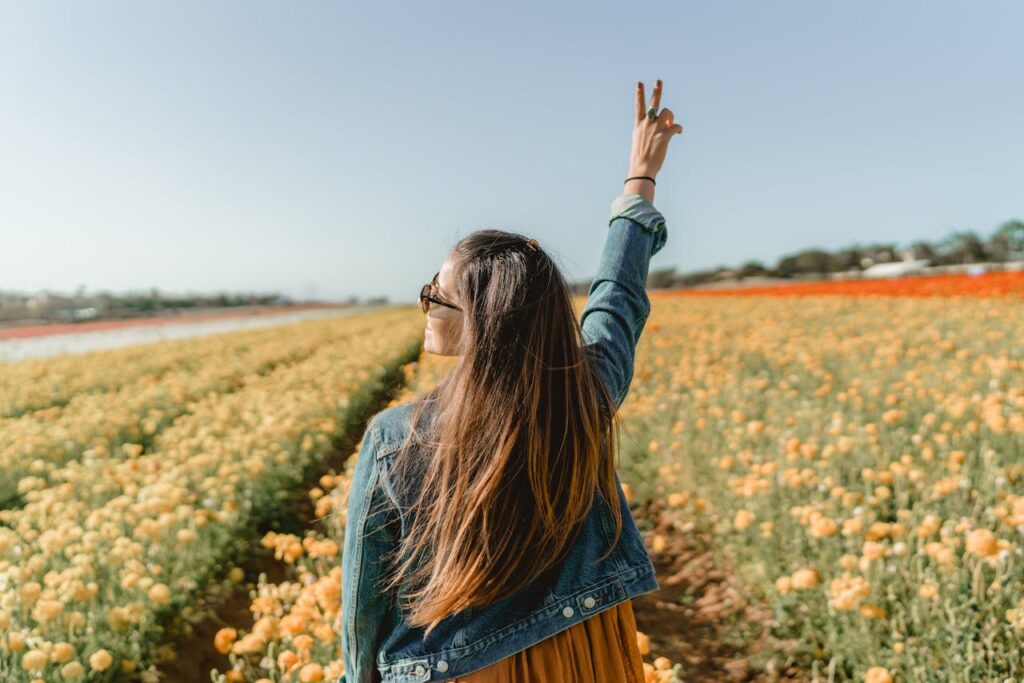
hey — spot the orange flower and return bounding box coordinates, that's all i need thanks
[966,529,999,557]
[214,628,237,655]
[864,666,894,683]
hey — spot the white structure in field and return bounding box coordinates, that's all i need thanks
[862,258,930,279]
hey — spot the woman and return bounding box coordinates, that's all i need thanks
[340,79,683,683]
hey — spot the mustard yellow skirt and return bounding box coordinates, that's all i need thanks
[451,600,646,683]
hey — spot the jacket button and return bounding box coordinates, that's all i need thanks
[583,596,596,608]
[562,606,574,617]
[413,665,424,675]
[436,660,448,672]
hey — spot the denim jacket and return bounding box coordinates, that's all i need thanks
[339,193,668,683]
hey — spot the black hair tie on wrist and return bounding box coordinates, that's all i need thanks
[624,176,656,186]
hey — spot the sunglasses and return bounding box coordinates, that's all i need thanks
[419,272,463,314]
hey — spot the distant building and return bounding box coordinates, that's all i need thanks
[862,259,930,279]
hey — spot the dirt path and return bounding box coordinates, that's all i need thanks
[148,359,413,683]
[153,543,291,682]
[159,502,805,683]
[150,430,805,681]
[151,428,363,683]
[631,502,805,682]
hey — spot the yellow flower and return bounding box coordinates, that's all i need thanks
[8,632,26,651]
[791,568,820,590]
[176,528,198,544]
[281,613,306,636]
[148,583,171,606]
[21,650,48,673]
[52,643,76,664]
[650,534,668,553]
[965,529,999,557]
[830,573,870,611]
[843,517,864,536]
[277,650,301,673]
[859,603,887,619]
[32,599,64,623]
[862,541,887,561]
[733,509,755,530]
[839,554,859,570]
[299,663,325,682]
[88,650,113,672]
[60,661,86,681]
[666,492,689,507]
[810,516,838,537]
[865,666,893,683]
[636,630,651,655]
[865,522,891,541]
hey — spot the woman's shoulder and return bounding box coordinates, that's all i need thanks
[369,398,436,447]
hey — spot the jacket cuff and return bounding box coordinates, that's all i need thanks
[608,193,667,233]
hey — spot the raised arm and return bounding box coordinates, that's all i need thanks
[580,79,683,413]
[580,194,667,410]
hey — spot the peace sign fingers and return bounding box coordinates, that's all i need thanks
[626,78,683,181]
[649,79,662,113]
[634,79,665,124]
[635,81,647,124]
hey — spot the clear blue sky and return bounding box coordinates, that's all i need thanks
[1,1,1021,303]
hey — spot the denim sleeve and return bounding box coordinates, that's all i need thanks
[340,422,399,683]
[579,193,667,411]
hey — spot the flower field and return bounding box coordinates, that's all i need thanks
[0,314,401,508]
[212,288,1021,683]
[0,308,425,682]
[3,283,1022,682]
[663,271,1024,299]
[617,294,1024,682]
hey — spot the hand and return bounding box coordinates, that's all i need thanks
[627,79,684,179]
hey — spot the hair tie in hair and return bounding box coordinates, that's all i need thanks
[524,238,540,252]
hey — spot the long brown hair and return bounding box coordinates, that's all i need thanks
[371,229,624,638]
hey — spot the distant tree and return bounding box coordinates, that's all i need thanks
[832,248,862,270]
[648,266,677,289]
[933,229,986,264]
[737,260,768,279]
[792,249,833,274]
[570,281,590,296]
[776,255,799,278]
[986,233,1012,262]
[861,243,899,263]
[932,231,957,265]
[987,220,1024,261]
[909,241,936,261]
[962,232,987,262]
